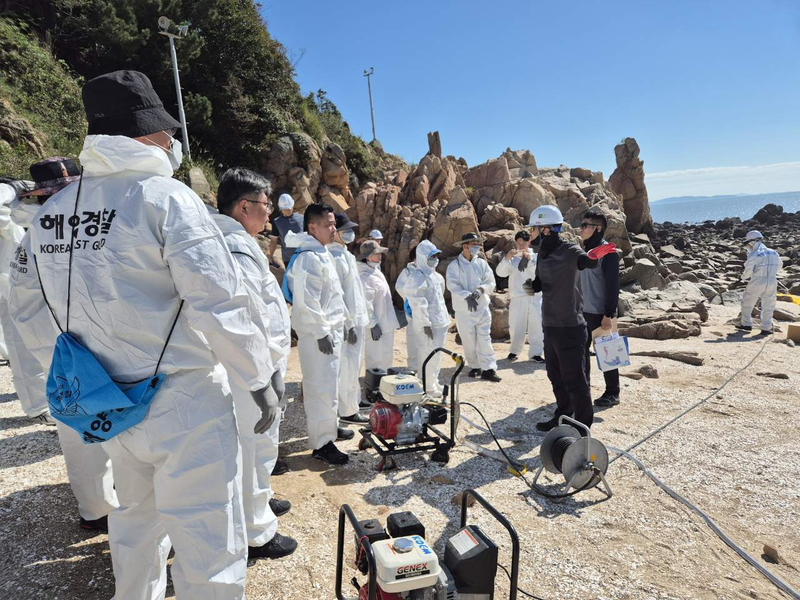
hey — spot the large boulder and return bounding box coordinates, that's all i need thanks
[608,137,655,235]
[490,292,511,340]
[618,318,701,340]
[480,204,521,231]
[430,187,481,259]
[497,179,555,221]
[464,157,512,189]
[621,258,667,290]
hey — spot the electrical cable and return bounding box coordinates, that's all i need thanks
[499,564,548,600]
[609,332,771,464]
[609,446,800,599]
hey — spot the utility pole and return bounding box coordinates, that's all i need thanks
[363,67,376,142]
[158,16,191,160]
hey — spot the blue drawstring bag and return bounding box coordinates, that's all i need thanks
[34,172,183,444]
[281,248,309,304]
[403,298,413,318]
[47,333,167,443]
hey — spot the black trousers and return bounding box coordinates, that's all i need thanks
[584,313,621,397]
[543,325,593,429]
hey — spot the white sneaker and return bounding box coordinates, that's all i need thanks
[31,411,57,426]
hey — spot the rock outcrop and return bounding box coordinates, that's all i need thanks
[608,137,655,236]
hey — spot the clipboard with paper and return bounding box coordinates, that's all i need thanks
[592,319,631,372]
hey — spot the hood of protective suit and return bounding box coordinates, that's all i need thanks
[80,134,173,178]
[1,183,41,230]
[415,240,441,275]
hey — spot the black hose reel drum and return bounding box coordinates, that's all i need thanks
[533,416,613,498]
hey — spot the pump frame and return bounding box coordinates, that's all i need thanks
[335,489,520,600]
[357,348,463,470]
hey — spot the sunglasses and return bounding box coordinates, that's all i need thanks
[580,223,599,229]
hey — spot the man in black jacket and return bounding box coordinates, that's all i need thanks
[524,206,615,432]
[580,210,621,407]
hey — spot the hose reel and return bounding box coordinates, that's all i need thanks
[532,416,612,498]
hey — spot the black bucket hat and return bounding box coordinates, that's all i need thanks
[455,232,486,248]
[334,212,359,231]
[82,70,181,138]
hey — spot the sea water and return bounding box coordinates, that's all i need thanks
[650,191,800,224]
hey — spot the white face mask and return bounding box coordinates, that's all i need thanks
[168,138,183,170]
[469,245,480,258]
[427,257,439,269]
[340,229,355,244]
[368,259,381,269]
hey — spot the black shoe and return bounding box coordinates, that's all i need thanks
[336,427,355,441]
[359,399,373,410]
[535,417,560,432]
[272,458,289,476]
[269,498,291,517]
[468,368,482,378]
[80,515,108,533]
[594,394,620,407]
[531,355,545,363]
[340,413,369,425]
[758,330,773,336]
[312,441,349,465]
[507,353,518,361]
[481,369,502,382]
[248,532,298,560]
[735,324,752,332]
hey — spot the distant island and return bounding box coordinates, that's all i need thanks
[651,190,800,224]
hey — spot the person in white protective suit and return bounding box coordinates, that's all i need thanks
[329,213,370,426]
[395,244,420,373]
[736,230,781,335]
[398,240,450,397]
[284,203,351,465]
[357,240,399,373]
[3,159,120,535]
[9,71,276,600]
[0,183,25,367]
[213,167,297,560]
[495,230,544,363]
[446,232,501,382]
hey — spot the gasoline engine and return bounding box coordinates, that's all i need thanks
[358,348,463,471]
[336,489,521,600]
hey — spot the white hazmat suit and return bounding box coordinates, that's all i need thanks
[741,239,781,332]
[358,260,399,371]
[2,183,119,523]
[328,243,369,417]
[399,241,450,395]
[395,265,419,372]
[285,231,346,449]
[214,212,291,547]
[0,184,25,361]
[495,248,543,358]
[9,134,274,600]
[446,253,497,372]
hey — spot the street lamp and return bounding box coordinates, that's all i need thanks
[158,16,191,161]
[363,67,376,142]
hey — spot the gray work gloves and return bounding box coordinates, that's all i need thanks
[466,291,480,312]
[251,384,278,434]
[271,369,286,408]
[523,279,537,297]
[423,326,434,340]
[347,327,358,345]
[318,335,335,355]
[371,323,382,341]
[517,255,529,272]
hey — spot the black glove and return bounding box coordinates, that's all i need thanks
[317,335,335,355]
[251,385,278,434]
[517,256,529,272]
[371,323,382,341]
[270,369,286,408]
[523,279,537,297]
[423,326,433,340]
[466,294,479,312]
[347,327,358,345]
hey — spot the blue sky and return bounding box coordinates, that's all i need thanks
[262,0,800,199]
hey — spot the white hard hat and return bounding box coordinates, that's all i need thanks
[528,205,564,227]
[278,193,294,210]
[369,229,383,240]
[745,230,763,242]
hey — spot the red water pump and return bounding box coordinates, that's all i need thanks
[369,403,404,440]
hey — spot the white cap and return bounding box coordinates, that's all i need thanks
[528,205,564,227]
[745,230,763,242]
[278,193,294,210]
[369,229,383,240]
